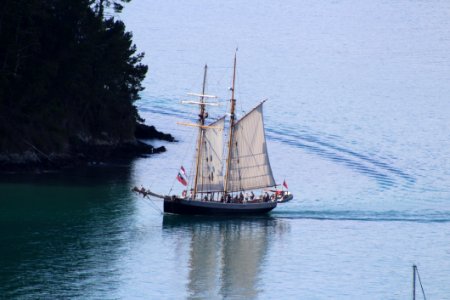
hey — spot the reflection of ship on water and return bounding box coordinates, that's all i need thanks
[162,216,289,299]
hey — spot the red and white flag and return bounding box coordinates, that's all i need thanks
[176,172,188,186]
[283,180,288,189]
[180,166,187,176]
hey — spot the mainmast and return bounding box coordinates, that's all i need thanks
[193,65,208,200]
[224,52,237,195]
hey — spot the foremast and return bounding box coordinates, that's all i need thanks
[192,65,208,200]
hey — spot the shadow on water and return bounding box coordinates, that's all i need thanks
[162,215,290,299]
[0,165,136,299]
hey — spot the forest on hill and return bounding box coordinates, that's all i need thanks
[0,0,173,169]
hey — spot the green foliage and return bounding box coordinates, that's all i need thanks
[0,0,147,153]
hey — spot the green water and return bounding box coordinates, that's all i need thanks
[0,167,135,298]
[1,165,450,298]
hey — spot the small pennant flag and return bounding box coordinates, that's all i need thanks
[180,166,187,176]
[283,180,288,189]
[177,172,188,186]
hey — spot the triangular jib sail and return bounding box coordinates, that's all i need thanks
[226,102,276,192]
[196,117,225,193]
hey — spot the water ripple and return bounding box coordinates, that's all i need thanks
[137,97,416,191]
[267,125,416,190]
[272,209,450,223]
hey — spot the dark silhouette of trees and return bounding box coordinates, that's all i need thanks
[93,0,132,18]
[0,0,148,158]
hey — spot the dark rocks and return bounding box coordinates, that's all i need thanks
[135,123,176,142]
[0,124,173,172]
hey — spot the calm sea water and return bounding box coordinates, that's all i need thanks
[2,0,450,298]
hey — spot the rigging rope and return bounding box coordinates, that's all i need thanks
[415,266,427,300]
[144,195,163,215]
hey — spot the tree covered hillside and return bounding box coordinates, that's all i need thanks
[0,0,169,167]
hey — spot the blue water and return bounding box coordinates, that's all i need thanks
[1,0,450,298]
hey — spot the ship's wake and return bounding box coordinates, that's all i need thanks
[272,209,450,223]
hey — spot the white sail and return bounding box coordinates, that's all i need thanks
[197,117,225,192]
[226,102,276,192]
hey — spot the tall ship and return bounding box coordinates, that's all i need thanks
[134,53,292,215]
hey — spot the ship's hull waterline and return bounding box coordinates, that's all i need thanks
[164,197,277,215]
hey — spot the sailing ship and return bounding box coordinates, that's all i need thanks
[134,53,292,215]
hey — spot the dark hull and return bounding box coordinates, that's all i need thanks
[164,197,277,215]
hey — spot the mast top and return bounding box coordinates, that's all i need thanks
[231,50,237,100]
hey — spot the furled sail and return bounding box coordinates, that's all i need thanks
[197,117,225,192]
[226,102,276,192]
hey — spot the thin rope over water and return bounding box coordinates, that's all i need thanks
[144,195,164,215]
[416,266,427,300]
[413,265,427,300]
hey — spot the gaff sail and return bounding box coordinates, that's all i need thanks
[225,102,276,192]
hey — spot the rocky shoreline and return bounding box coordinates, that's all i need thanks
[0,124,175,172]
